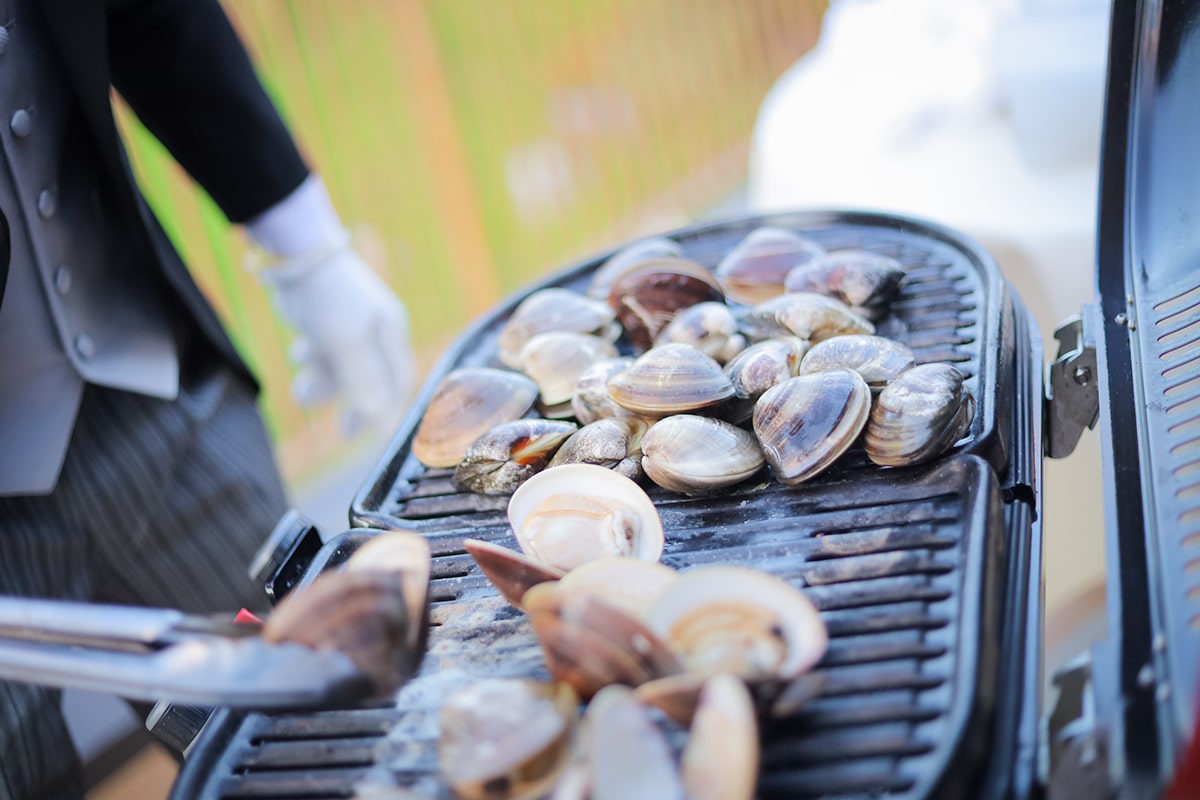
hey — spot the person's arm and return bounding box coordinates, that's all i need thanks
[106,0,416,434]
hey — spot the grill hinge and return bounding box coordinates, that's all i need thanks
[1044,308,1100,459]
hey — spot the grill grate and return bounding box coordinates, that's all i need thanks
[188,456,1002,800]
[174,211,1026,800]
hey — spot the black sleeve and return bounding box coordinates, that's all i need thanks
[106,0,311,223]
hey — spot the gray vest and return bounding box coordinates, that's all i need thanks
[0,0,179,496]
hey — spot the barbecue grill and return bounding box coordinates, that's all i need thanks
[162,0,1199,797]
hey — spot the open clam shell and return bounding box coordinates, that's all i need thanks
[587,685,687,800]
[680,673,760,800]
[783,249,905,320]
[525,583,682,699]
[588,236,684,301]
[864,362,976,466]
[508,463,664,572]
[497,288,619,369]
[798,334,915,394]
[556,556,680,620]
[607,257,725,351]
[642,415,765,496]
[412,368,539,468]
[453,419,578,495]
[645,564,828,685]
[753,369,871,485]
[463,537,565,609]
[715,226,825,306]
[606,343,734,417]
[438,677,579,800]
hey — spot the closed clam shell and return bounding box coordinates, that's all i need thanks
[798,334,915,393]
[606,343,734,417]
[547,417,649,481]
[720,336,809,423]
[642,415,765,496]
[741,291,875,343]
[864,362,975,466]
[783,249,905,319]
[519,331,619,409]
[497,288,619,369]
[607,257,725,351]
[646,564,828,683]
[412,368,539,468]
[588,236,684,300]
[715,226,825,305]
[572,357,637,425]
[438,677,578,800]
[654,301,746,364]
[453,418,578,495]
[508,463,664,572]
[753,369,871,485]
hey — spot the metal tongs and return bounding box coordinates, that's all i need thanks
[0,594,373,710]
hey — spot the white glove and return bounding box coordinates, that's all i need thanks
[256,231,417,437]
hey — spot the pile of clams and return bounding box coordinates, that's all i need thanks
[410,225,975,498]
[437,464,827,800]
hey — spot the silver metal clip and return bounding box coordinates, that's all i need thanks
[1045,309,1100,459]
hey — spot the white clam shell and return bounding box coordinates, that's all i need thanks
[508,464,664,572]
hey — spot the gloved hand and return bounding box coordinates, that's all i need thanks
[255,231,416,437]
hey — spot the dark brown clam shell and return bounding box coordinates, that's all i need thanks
[607,257,725,351]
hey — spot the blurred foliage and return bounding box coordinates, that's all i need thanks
[115,0,825,483]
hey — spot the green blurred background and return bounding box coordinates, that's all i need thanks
[115,0,827,488]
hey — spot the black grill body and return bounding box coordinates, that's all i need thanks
[172,210,1044,800]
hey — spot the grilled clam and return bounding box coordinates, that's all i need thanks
[721,337,809,424]
[571,357,637,425]
[607,257,725,351]
[519,331,619,417]
[753,368,871,485]
[798,334,915,395]
[547,417,649,481]
[783,249,905,320]
[508,463,664,572]
[525,582,682,700]
[680,674,759,800]
[412,368,539,468]
[715,226,825,305]
[606,343,734,417]
[654,301,747,364]
[740,291,875,343]
[864,362,975,466]
[589,236,685,300]
[645,564,828,685]
[641,415,765,496]
[463,537,565,609]
[556,556,680,620]
[497,288,619,369]
[438,678,579,800]
[586,685,687,800]
[453,419,578,495]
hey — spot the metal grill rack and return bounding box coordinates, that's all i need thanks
[173,210,1040,799]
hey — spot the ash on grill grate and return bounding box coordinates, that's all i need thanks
[194,455,1001,800]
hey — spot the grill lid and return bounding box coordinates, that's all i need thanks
[1087,0,1200,789]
